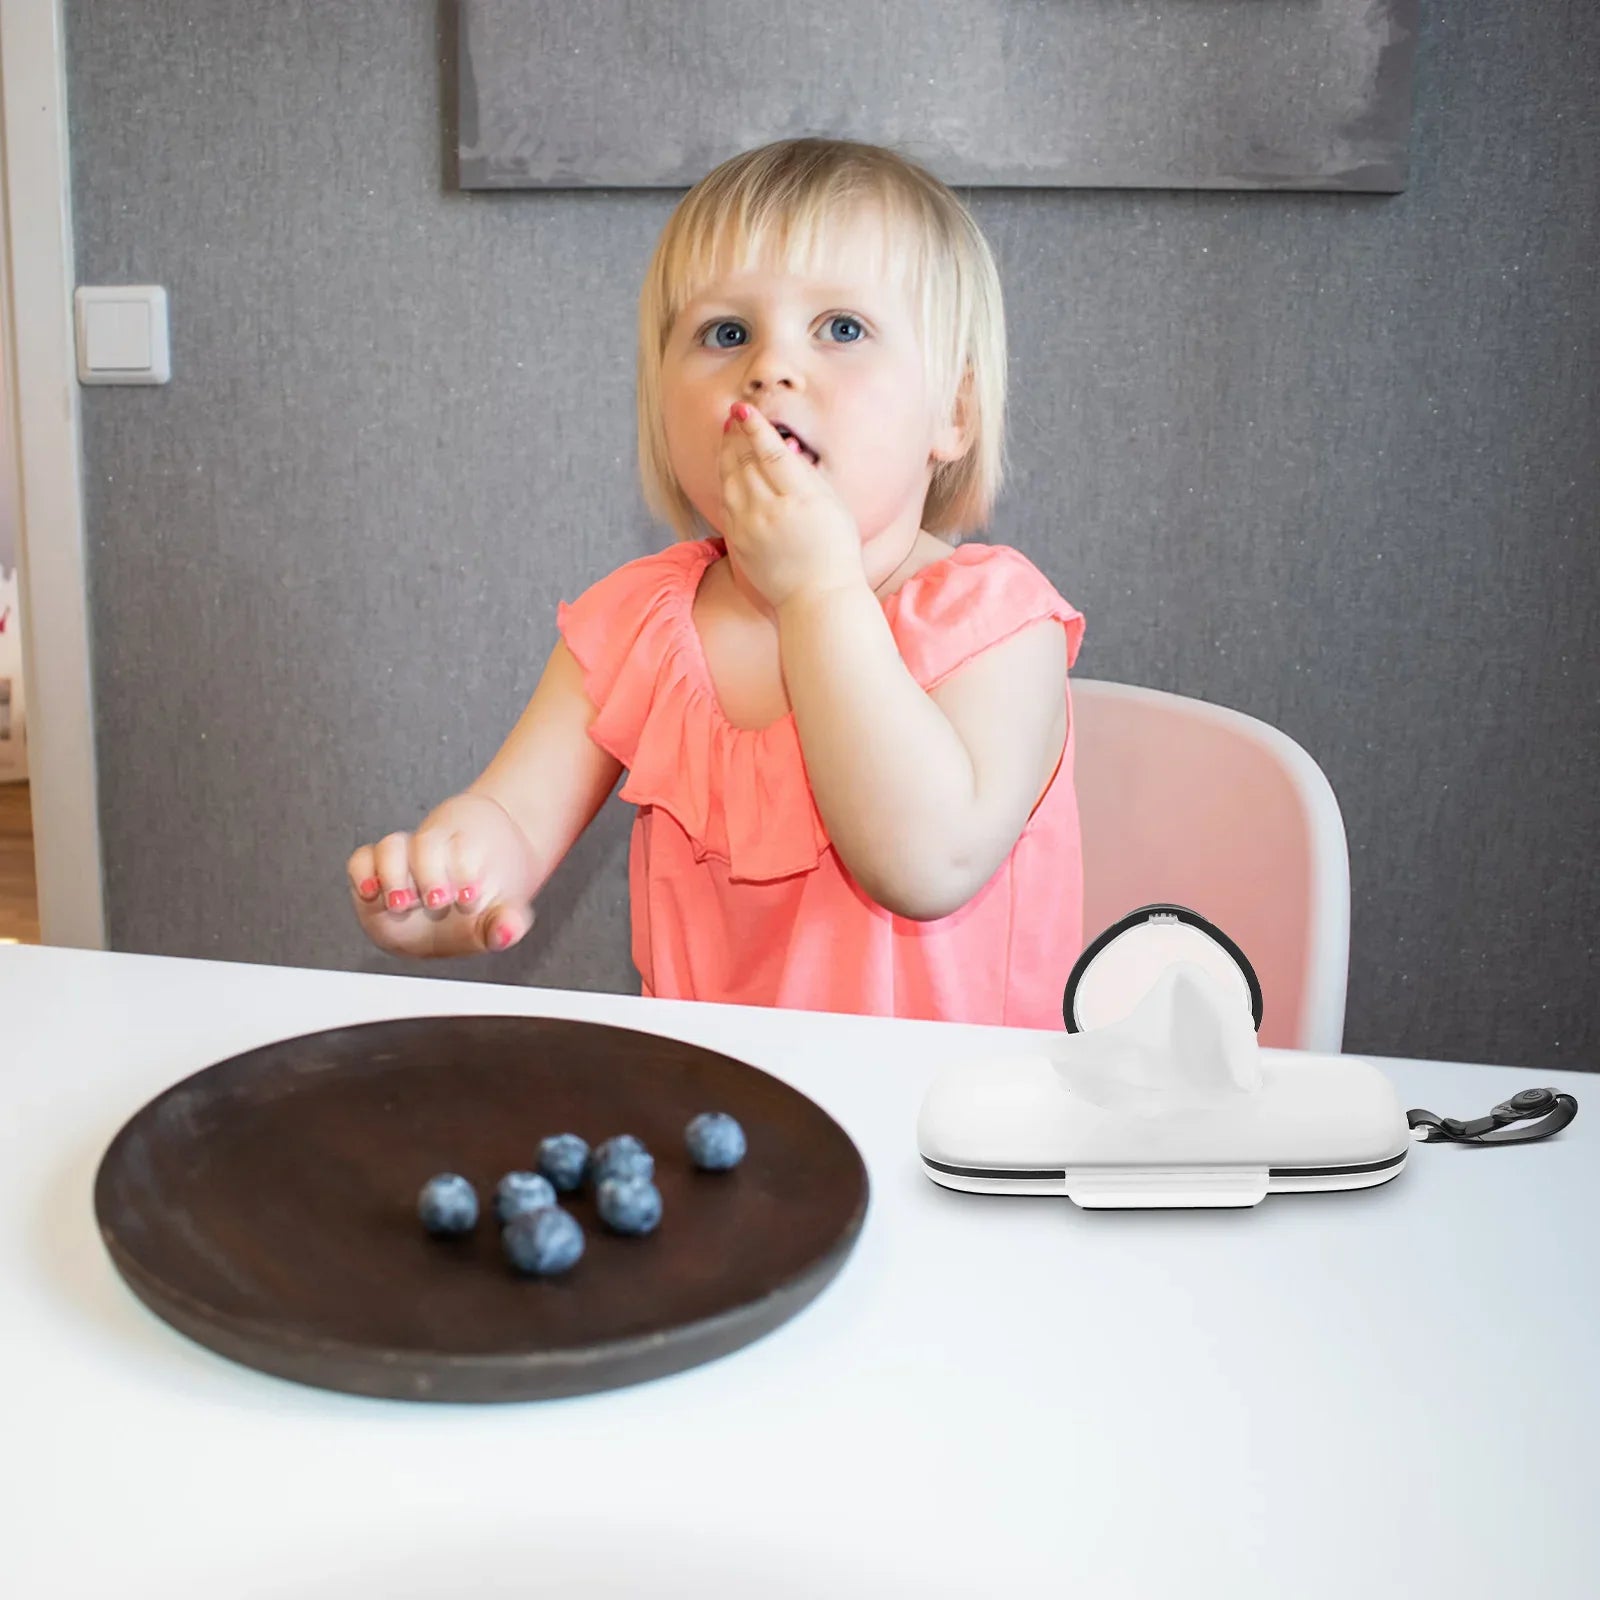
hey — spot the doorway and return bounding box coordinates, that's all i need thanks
[0,298,37,943]
[1,2,108,949]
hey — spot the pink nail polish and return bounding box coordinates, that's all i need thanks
[359,878,379,898]
[426,889,447,908]
[732,402,750,422]
[492,925,512,950]
[723,416,733,433]
[459,885,477,905]
[387,890,407,911]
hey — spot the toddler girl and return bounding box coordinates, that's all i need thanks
[348,138,1085,1028]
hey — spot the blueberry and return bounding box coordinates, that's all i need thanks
[588,1134,655,1187]
[537,1133,590,1194]
[493,1170,556,1224]
[502,1207,585,1276]
[418,1173,478,1237]
[597,1175,663,1236]
[685,1111,747,1172]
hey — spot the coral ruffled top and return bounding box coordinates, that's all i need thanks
[557,539,1085,1029]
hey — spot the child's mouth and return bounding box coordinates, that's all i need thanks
[772,423,820,466]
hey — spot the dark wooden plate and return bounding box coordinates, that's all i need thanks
[93,1014,870,1402]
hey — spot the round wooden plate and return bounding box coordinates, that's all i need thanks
[93,1015,870,1402]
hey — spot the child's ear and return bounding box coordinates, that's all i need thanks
[930,368,974,465]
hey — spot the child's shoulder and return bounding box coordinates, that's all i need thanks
[887,541,1085,685]
[887,539,1075,622]
[586,537,721,598]
[557,540,720,693]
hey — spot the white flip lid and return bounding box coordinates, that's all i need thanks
[1063,903,1264,1034]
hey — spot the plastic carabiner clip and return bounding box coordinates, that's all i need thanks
[1407,1086,1578,1146]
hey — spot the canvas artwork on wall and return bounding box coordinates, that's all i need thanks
[457,0,1419,192]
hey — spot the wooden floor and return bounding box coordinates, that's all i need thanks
[0,782,41,943]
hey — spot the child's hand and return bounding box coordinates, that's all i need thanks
[346,792,540,958]
[719,401,865,609]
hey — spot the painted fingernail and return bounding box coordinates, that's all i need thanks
[492,924,513,950]
[425,888,449,909]
[358,878,379,898]
[458,884,477,905]
[387,890,409,911]
[723,415,734,432]
[731,402,751,422]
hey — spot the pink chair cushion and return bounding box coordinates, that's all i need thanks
[1073,685,1316,1051]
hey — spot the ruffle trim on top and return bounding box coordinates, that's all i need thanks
[883,543,1086,687]
[558,542,829,883]
[557,539,1085,884]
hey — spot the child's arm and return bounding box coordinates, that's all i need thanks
[777,585,1068,921]
[466,639,623,874]
[347,640,622,956]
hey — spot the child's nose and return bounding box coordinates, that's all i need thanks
[741,339,802,392]
[743,370,798,395]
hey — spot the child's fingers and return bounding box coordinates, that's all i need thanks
[480,901,536,954]
[719,446,788,525]
[372,832,420,912]
[718,415,757,494]
[448,832,487,908]
[346,845,382,902]
[408,827,456,911]
[719,409,775,494]
[729,403,804,493]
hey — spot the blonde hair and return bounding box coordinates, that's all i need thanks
[637,138,1007,542]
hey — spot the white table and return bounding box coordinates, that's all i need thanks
[3,945,1595,1598]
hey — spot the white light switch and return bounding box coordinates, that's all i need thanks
[75,286,170,385]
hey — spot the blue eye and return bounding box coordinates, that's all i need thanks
[695,314,864,348]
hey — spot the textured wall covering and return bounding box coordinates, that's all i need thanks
[64,1,1598,1070]
[458,0,1418,191]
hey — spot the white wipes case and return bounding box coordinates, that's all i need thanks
[917,906,1411,1209]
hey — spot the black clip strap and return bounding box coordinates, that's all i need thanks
[1407,1087,1578,1146]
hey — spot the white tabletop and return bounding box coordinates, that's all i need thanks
[3,944,1595,1598]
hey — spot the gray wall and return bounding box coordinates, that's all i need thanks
[64,2,1599,1071]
